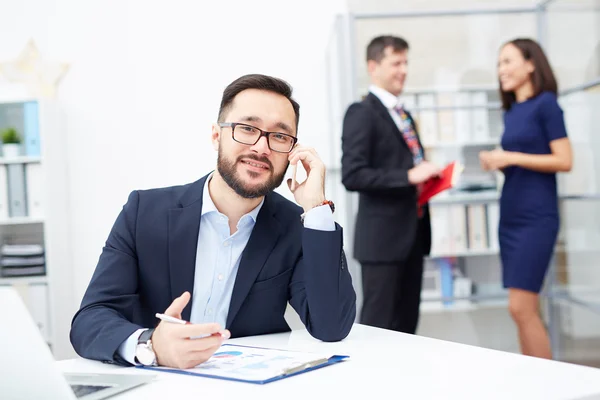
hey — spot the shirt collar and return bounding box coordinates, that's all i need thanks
[201,173,264,223]
[369,84,403,110]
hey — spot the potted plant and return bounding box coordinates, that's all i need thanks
[1,127,22,158]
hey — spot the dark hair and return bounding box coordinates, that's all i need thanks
[218,74,300,130]
[499,38,558,110]
[366,35,409,63]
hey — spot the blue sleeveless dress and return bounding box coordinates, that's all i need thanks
[498,91,568,293]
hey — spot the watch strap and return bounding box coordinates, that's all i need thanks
[137,328,155,345]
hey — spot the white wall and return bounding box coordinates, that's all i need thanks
[1,0,348,359]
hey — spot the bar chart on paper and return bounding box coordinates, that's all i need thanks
[140,344,348,384]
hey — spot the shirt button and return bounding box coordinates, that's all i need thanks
[218,274,224,281]
[207,308,213,315]
[223,241,230,247]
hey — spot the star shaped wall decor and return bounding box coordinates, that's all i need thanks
[0,39,70,98]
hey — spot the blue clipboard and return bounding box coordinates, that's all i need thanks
[136,343,349,384]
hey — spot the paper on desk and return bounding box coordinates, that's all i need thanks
[148,344,347,382]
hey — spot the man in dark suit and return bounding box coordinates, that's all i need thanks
[71,74,356,369]
[341,36,439,334]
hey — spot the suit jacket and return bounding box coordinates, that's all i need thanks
[341,92,432,264]
[70,174,356,365]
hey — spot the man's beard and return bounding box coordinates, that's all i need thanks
[217,149,287,199]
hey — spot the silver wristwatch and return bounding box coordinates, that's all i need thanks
[135,328,157,366]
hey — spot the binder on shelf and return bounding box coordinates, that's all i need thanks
[416,93,438,144]
[23,101,41,157]
[421,262,443,301]
[486,203,500,250]
[436,92,456,142]
[467,204,488,250]
[429,206,450,255]
[470,91,490,141]
[401,94,418,112]
[25,163,44,218]
[439,260,454,306]
[486,90,504,139]
[27,283,51,342]
[7,283,51,342]
[448,205,468,253]
[6,163,28,217]
[138,344,348,385]
[0,165,8,219]
[453,92,471,143]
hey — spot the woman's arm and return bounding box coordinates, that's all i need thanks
[509,137,572,173]
[480,93,573,173]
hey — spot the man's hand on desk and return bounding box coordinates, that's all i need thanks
[151,292,231,370]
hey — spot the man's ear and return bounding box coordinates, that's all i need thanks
[211,123,220,151]
[367,59,379,76]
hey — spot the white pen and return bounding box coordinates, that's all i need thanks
[155,313,190,325]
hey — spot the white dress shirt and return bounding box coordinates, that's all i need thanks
[369,84,410,133]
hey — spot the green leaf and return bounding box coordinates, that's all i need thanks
[1,127,22,144]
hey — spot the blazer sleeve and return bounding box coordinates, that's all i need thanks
[70,190,144,366]
[341,102,412,192]
[288,225,357,342]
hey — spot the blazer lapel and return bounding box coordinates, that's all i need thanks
[226,194,281,327]
[168,176,206,321]
[367,93,410,152]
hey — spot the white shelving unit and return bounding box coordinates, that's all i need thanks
[0,97,73,357]
[0,156,42,165]
[0,217,46,226]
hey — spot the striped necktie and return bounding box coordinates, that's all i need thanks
[394,105,424,165]
[394,105,425,218]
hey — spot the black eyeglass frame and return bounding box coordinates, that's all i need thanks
[218,122,298,153]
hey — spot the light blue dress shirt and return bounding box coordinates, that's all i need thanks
[118,175,335,364]
[189,178,264,328]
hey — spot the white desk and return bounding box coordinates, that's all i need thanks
[58,324,600,400]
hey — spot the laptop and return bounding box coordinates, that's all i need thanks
[0,286,156,400]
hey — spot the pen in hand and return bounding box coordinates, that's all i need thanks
[155,313,231,339]
[155,313,191,325]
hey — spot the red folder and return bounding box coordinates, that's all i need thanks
[418,161,463,206]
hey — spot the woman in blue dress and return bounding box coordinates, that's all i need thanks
[479,38,572,359]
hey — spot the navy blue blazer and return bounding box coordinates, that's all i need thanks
[70,174,357,365]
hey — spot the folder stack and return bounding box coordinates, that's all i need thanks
[0,244,45,277]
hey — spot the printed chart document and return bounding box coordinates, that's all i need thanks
[138,344,349,384]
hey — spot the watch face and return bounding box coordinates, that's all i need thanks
[136,343,156,366]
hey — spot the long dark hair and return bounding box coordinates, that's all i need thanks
[499,38,558,111]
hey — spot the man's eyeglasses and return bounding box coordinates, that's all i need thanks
[218,122,298,154]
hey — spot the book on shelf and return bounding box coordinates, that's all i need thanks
[0,244,45,277]
[0,165,8,219]
[1,265,45,277]
[1,244,44,256]
[418,161,464,206]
